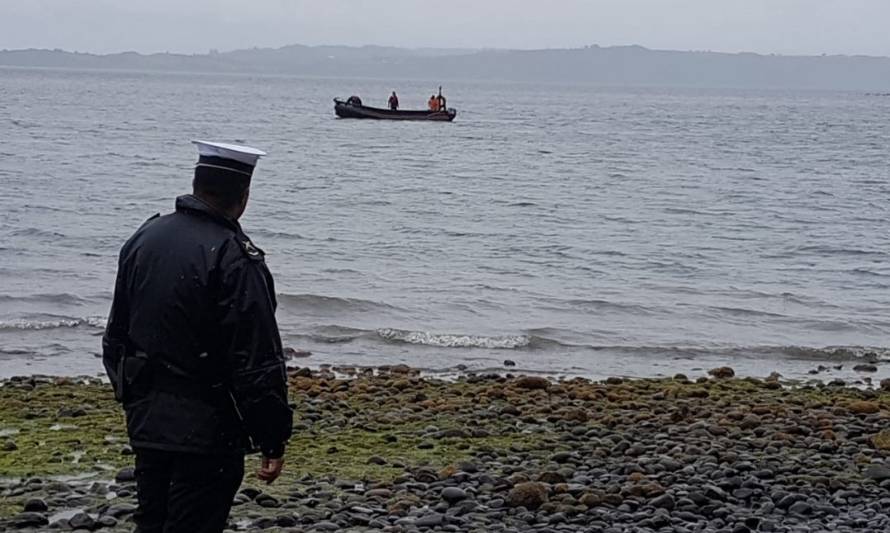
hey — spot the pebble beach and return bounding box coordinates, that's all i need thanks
[1,366,889,532]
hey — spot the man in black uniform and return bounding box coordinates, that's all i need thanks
[102,140,293,533]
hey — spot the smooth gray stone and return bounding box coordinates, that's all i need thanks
[114,467,135,483]
[442,487,468,504]
[11,512,49,528]
[23,498,48,512]
[864,465,890,481]
[415,512,445,527]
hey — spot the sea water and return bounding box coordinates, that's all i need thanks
[1,68,889,380]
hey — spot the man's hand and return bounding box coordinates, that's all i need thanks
[257,456,284,484]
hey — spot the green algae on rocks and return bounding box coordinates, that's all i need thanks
[0,370,888,498]
[0,377,128,478]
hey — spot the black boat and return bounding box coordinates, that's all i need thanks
[334,98,457,122]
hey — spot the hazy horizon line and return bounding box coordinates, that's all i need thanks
[4,42,890,61]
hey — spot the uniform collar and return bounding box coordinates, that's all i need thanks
[175,194,241,232]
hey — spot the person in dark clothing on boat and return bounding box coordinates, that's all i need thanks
[103,140,293,533]
[388,91,399,110]
[436,92,447,112]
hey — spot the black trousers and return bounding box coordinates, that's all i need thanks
[133,448,244,533]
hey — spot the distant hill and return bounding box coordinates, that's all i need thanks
[2,44,890,90]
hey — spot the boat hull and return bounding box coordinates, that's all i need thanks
[334,99,456,121]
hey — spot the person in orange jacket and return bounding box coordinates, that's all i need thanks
[428,94,439,111]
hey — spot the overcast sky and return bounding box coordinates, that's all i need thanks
[3,0,890,57]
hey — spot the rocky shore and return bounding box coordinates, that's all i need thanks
[1,367,889,532]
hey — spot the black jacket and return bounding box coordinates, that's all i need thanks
[102,195,292,458]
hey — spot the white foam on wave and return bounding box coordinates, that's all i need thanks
[0,316,107,331]
[376,328,530,349]
[84,316,108,328]
[776,345,890,362]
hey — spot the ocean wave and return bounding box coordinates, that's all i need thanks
[572,344,890,362]
[0,348,32,356]
[795,245,886,257]
[729,289,831,307]
[277,293,402,314]
[377,328,531,349]
[663,207,711,216]
[289,325,571,350]
[301,325,367,344]
[293,322,889,363]
[0,316,107,331]
[10,119,39,129]
[7,227,67,239]
[250,229,305,240]
[708,305,788,318]
[558,298,656,315]
[849,268,890,278]
[761,345,890,362]
[0,293,89,306]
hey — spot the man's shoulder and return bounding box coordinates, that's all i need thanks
[129,212,161,235]
[121,213,162,249]
[122,210,236,256]
[121,207,267,266]
[221,230,267,268]
[237,235,266,262]
[141,209,236,237]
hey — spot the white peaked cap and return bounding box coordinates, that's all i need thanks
[192,140,267,166]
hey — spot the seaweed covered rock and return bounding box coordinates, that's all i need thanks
[848,401,880,415]
[514,376,551,390]
[708,366,735,379]
[507,482,549,509]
